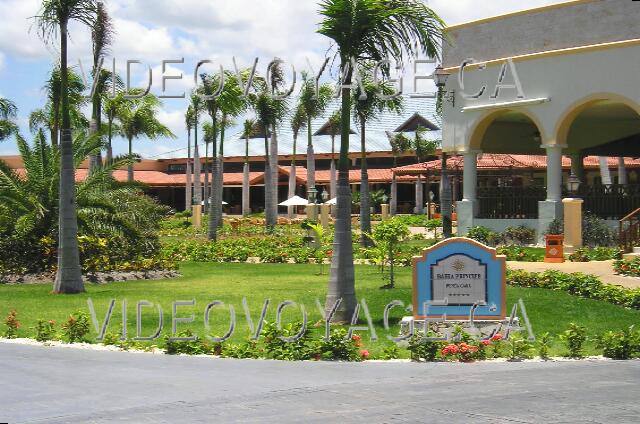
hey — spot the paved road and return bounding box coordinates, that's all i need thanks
[1,343,639,423]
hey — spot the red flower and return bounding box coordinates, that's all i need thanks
[481,340,491,346]
[491,334,503,342]
[360,349,370,359]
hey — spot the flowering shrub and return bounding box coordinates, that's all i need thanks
[34,319,56,342]
[61,311,91,343]
[569,247,622,262]
[407,333,444,361]
[497,245,543,262]
[4,310,20,338]
[315,329,363,361]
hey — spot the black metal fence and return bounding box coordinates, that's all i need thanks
[572,184,640,220]
[477,186,545,219]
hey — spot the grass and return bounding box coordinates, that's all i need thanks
[1,262,639,358]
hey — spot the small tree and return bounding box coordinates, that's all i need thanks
[371,218,410,289]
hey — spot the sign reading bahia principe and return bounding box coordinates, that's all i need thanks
[412,238,506,320]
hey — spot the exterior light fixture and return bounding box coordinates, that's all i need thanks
[567,172,581,196]
[382,193,389,203]
[434,65,455,107]
[321,189,329,202]
[308,187,318,204]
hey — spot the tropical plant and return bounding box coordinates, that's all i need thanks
[29,65,89,146]
[412,126,437,214]
[288,105,307,217]
[352,70,403,246]
[298,72,333,198]
[388,131,411,215]
[0,131,168,274]
[113,89,175,182]
[87,1,113,173]
[0,97,18,141]
[33,0,99,293]
[317,0,445,320]
[241,119,256,217]
[189,93,203,214]
[184,105,195,211]
[369,217,409,288]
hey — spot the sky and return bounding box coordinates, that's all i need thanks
[0,0,564,158]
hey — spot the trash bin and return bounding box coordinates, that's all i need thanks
[544,234,564,263]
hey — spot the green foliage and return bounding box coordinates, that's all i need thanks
[261,321,315,360]
[569,247,622,262]
[4,310,20,338]
[507,269,640,310]
[537,332,552,360]
[61,311,90,343]
[407,333,443,361]
[316,329,363,361]
[545,214,617,247]
[466,226,495,245]
[595,326,640,360]
[164,330,219,355]
[34,319,56,342]
[614,257,640,277]
[380,343,400,360]
[505,333,533,361]
[546,219,563,236]
[497,246,544,262]
[502,225,535,245]
[221,340,261,359]
[559,323,588,358]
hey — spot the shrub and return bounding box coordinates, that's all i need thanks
[505,333,533,361]
[546,219,563,236]
[497,245,542,262]
[164,330,218,355]
[315,329,362,361]
[4,310,20,338]
[582,213,617,247]
[559,323,588,358]
[595,326,640,360]
[569,247,622,262]
[61,311,91,343]
[407,333,444,362]
[503,225,535,246]
[466,226,496,245]
[261,321,314,361]
[380,344,400,360]
[537,332,552,360]
[34,319,56,342]
[221,340,262,359]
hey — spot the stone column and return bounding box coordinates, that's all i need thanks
[381,204,389,220]
[538,144,566,244]
[414,176,424,214]
[562,198,583,254]
[457,150,480,235]
[618,157,628,185]
[320,204,330,229]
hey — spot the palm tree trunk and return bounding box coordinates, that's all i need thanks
[264,135,275,230]
[306,118,316,198]
[359,119,372,247]
[242,136,250,217]
[53,20,83,294]
[88,88,102,174]
[288,134,297,218]
[185,128,192,211]
[325,66,356,322]
[270,126,279,223]
[193,138,202,206]
[330,135,337,198]
[207,119,219,241]
[106,115,113,167]
[415,174,424,214]
[390,157,398,215]
[216,124,225,228]
[127,136,134,182]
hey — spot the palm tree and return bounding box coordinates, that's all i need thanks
[352,73,403,246]
[241,119,256,217]
[289,105,307,217]
[0,130,167,272]
[113,90,175,182]
[298,73,333,199]
[252,81,289,231]
[387,131,411,215]
[412,126,437,215]
[318,0,445,321]
[29,65,89,146]
[87,1,113,173]
[184,106,195,211]
[189,94,203,213]
[101,82,123,166]
[0,97,18,141]
[34,0,99,294]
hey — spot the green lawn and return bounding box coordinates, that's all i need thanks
[1,262,639,357]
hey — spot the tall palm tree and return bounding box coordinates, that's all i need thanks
[318,0,444,320]
[412,126,437,215]
[0,97,18,141]
[352,73,403,246]
[29,65,89,146]
[326,111,341,199]
[298,72,333,200]
[101,82,123,166]
[184,105,195,211]
[289,105,307,217]
[113,90,175,182]
[34,0,98,294]
[87,1,113,173]
[241,119,256,217]
[387,131,411,215]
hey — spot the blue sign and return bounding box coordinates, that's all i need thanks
[412,238,506,320]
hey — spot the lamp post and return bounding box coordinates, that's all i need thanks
[308,187,318,205]
[321,189,329,203]
[434,65,453,239]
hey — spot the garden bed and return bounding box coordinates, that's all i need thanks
[0,269,181,285]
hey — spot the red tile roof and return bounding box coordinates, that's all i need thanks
[393,154,640,175]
